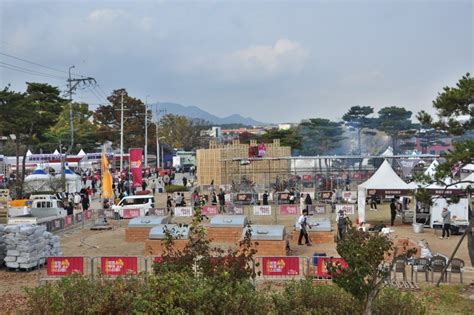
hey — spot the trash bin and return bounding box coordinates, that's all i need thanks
[413,223,424,233]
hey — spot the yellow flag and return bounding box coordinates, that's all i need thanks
[101,151,113,199]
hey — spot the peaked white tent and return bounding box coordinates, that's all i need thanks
[77,149,86,157]
[357,159,417,223]
[55,167,82,193]
[424,160,439,178]
[53,149,60,155]
[381,146,393,157]
[26,150,33,156]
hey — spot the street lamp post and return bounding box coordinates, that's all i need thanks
[120,92,125,172]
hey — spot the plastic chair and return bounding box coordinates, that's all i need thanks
[430,255,447,282]
[392,257,406,281]
[411,258,429,282]
[447,258,465,283]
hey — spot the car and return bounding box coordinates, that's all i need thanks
[181,164,195,173]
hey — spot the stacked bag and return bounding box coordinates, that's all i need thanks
[0,225,5,263]
[2,224,62,270]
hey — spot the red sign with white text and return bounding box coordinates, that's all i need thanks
[316,257,348,277]
[123,208,141,219]
[64,215,73,226]
[262,257,300,276]
[202,205,219,216]
[279,205,299,215]
[47,257,84,276]
[100,257,138,276]
[129,148,143,188]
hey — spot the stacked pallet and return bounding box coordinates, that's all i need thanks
[2,225,61,270]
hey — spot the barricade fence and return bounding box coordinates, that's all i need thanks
[43,255,345,282]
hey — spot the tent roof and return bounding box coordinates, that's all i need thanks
[462,163,474,171]
[424,159,439,178]
[53,149,60,155]
[359,159,416,190]
[381,146,393,157]
[77,149,86,157]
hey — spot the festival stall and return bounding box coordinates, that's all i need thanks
[24,167,52,192]
[357,159,417,223]
[55,167,82,193]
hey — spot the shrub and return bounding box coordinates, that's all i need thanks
[165,185,188,193]
[372,288,427,315]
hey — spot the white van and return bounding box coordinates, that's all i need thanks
[112,195,155,218]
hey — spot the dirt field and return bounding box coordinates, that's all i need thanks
[0,195,472,314]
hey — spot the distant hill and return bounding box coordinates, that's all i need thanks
[152,102,265,126]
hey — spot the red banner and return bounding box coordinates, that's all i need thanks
[279,205,299,215]
[64,215,73,226]
[262,257,300,276]
[84,209,93,220]
[202,205,219,216]
[129,148,143,188]
[154,257,163,264]
[47,257,84,276]
[101,257,138,276]
[123,208,141,219]
[316,257,348,277]
[302,175,312,181]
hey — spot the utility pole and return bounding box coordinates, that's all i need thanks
[155,105,166,169]
[120,92,125,172]
[144,95,150,168]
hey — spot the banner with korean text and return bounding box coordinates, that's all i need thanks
[174,207,193,217]
[262,257,300,276]
[335,204,356,215]
[47,257,84,276]
[202,205,219,216]
[253,205,272,216]
[129,148,143,188]
[101,257,138,276]
[279,205,299,215]
[123,208,141,218]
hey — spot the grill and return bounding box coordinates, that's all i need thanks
[210,215,248,228]
[128,216,171,228]
[306,218,332,232]
[243,225,286,241]
[149,224,190,240]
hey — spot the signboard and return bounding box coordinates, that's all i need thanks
[335,204,355,215]
[316,257,348,278]
[232,206,243,215]
[367,189,413,197]
[236,193,253,202]
[148,208,167,216]
[258,193,273,201]
[258,143,266,157]
[279,205,299,215]
[202,205,219,216]
[129,148,143,188]
[74,212,83,223]
[307,204,326,215]
[101,257,138,276]
[64,215,73,226]
[262,257,300,276]
[84,209,93,220]
[302,175,312,181]
[253,205,272,216]
[426,189,467,196]
[123,208,141,219]
[342,191,357,201]
[277,192,290,201]
[174,207,193,217]
[318,191,333,201]
[47,257,84,276]
[51,219,63,231]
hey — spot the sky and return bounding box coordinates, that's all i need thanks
[0,0,473,123]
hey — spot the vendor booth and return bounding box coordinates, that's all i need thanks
[24,167,52,192]
[55,167,82,193]
[357,160,417,223]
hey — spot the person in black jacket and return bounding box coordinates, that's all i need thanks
[262,191,269,205]
[390,199,397,226]
[218,189,226,213]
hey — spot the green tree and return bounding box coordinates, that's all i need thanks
[262,128,302,152]
[158,114,209,150]
[93,88,151,151]
[375,106,413,154]
[327,222,393,315]
[42,102,99,152]
[238,131,260,144]
[342,106,375,154]
[298,118,345,155]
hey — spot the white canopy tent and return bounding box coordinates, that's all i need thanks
[357,159,417,223]
[24,167,52,192]
[55,167,82,193]
[424,159,439,178]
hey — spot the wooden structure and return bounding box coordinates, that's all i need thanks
[196,139,291,187]
[144,239,188,256]
[290,230,335,246]
[0,189,8,224]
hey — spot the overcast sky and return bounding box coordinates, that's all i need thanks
[1,0,472,123]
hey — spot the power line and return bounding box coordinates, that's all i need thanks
[0,51,85,77]
[0,62,66,80]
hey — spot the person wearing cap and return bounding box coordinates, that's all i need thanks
[297,209,311,246]
[440,207,451,239]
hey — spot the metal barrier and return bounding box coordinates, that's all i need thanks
[254,256,309,280]
[91,256,148,277]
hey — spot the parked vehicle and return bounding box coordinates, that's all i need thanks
[8,198,67,225]
[111,195,155,218]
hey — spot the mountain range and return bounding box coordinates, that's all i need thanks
[152,102,265,126]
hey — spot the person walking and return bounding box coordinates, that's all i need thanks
[390,199,397,226]
[370,195,378,210]
[218,189,226,213]
[440,207,451,239]
[297,210,311,246]
[182,176,188,187]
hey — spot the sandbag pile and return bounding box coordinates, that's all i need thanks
[0,225,5,263]
[2,224,62,270]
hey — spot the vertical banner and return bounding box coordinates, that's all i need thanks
[47,257,84,276]
[202,205,219,216]
[279,205,299,215]
[101,150,113,199]
[129,148,143,188]
[262,257,300,276]
[101,257,138,276]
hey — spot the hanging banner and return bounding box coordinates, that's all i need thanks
[129,148,143,188]
[335,204,356,215]
[174,207,193,217]
[47,257,84,276]
[316,257,348,278]
[101,257,138,276]
[253,205,272,216]
[202,205,219,216]
[279,205,299,215]
[262,257,300,276]
[307,204,326,215]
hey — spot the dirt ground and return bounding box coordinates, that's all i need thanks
[1,194,472,314]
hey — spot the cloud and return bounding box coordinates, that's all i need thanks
[340,70,384,86]
[88,9,125,22]
[189,39,309,81]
